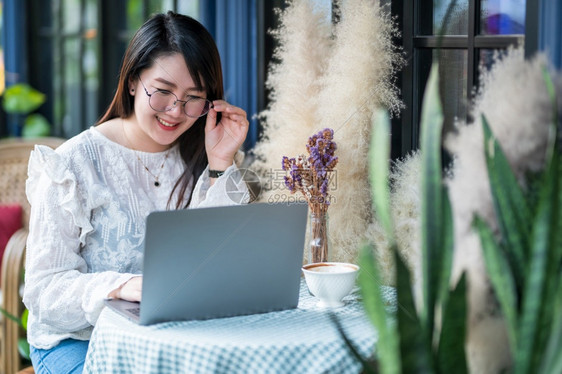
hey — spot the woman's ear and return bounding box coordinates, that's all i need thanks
[128,78,137,96]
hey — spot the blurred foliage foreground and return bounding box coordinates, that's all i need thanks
[335,62,561,374]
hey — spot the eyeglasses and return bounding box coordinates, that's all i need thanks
[137,76,213,118]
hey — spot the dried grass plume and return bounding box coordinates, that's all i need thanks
[252,0,332,208]
[446,48,562,374]
[252,0,405,263]
[366,151,422,286]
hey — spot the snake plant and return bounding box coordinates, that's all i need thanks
[334,63,561,373]
[473,68,562,374]
[346,61,467,374]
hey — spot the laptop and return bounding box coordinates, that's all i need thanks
[104,202,308,325]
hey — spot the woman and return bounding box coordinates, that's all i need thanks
[23,11,249,373]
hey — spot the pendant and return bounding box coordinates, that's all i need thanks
[154,181,160,187]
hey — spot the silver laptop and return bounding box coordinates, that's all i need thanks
[104,203,308,325]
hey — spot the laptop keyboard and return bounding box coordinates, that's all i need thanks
[127,307,140,317]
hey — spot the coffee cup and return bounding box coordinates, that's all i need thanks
[302,262,359,308]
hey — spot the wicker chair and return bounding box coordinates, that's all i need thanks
[0,137,65,374]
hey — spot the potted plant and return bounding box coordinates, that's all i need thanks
[1,301,31,363]
[1,83,50,137]
[333,58,561,373]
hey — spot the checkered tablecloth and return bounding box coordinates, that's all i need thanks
[84,279,395,374]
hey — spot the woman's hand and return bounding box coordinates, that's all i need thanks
[108,276,143,302]
[204,100,249,171]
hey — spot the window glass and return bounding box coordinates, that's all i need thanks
[63,0,81,33]
[149,0,163,13]
[29,0,203,137]
[481,0,526,35]
[417,49,467,135]
[85,0,97,29]
[126,1,200,40]
[126,0,147,35]
[62,38,81,135]
[84,0,99,128]
[437,49,467,134]
[50,0,100,135]
[125,0,168,36]
[174,0,199,17]
[419,0,469,35]
[479,48,516,72]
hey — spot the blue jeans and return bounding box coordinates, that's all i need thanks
[30,339,89,374]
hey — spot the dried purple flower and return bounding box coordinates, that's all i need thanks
[281,128,338,213]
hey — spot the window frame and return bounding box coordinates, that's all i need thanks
[391,0,530,159]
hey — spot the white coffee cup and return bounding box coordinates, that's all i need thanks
[302,262,359,308]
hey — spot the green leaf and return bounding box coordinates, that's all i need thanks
[330,313,378,374]
[539,272,562,374]
[0,308,22,325]
[419,62,444,339]
[437,189,454,311]
[369,109,394,242]
[395,251,433,374]
[474,216,518,352]
[527,137,560,373]
[2,83,46,114]
[17,337,30,360]
[558,159,562,268]
[22,113,51,137]
[481,115,528,288]
[515,152,559,374]
[437,273,468,374]
[541,67,558,128]
[541,66,562,282]
[535,65,562,374]
[358,243,401,374]
[21,308,28,331]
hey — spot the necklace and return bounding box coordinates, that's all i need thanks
[122,120,171,187]
[135,152,170,187]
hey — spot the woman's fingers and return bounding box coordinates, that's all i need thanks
[209,101,248,142]
[118,276,143,302]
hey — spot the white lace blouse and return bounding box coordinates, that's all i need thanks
[23,126,248,349]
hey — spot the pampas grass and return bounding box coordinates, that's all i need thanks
[366,150,422,286]
[445,48,562,374]
[316,0,404,263]
[252,0,332,208]
[252,0,404,263]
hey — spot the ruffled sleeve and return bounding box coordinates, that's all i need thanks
[24,145,136,348]
[26,145,95,245]
[190,161,250,208]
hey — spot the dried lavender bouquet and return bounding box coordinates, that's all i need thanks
[282,128,338,263]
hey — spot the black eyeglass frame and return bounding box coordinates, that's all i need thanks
[137,75,214,118]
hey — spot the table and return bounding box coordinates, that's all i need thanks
[84,279,395,374]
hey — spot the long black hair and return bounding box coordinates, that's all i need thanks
[97,11,224,209]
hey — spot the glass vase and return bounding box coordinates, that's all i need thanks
[309,211,329,264]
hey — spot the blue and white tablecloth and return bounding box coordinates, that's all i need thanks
[84,279,395,374]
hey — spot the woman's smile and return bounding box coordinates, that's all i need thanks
[156,115,180,131]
